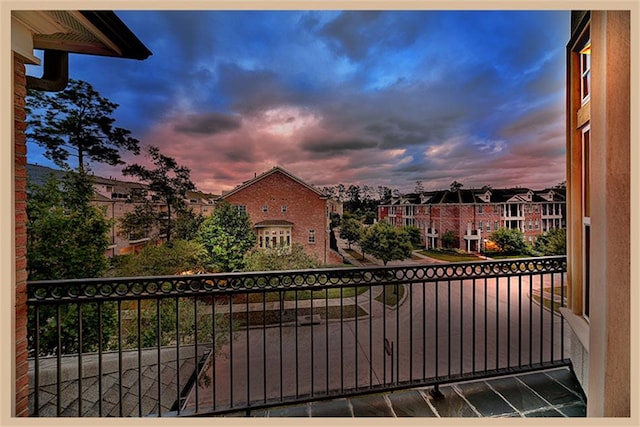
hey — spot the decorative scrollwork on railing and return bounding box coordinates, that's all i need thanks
[27,256,566,304]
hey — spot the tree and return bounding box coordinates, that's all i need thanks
[360,221,412,265]
[489,228,531,255]
[122,145,196,242]
[27,170,115,355]
[339,217,363,249]
[243,243,320,272]
[118,201,157,241]
[441,230,458,249]
[173,208,205,241]
[534,227,566,255]
[403,225,423,249]
[197,201,256,272]
[109,239,209,277]
[26,79,140,173]
[27,171,110,280]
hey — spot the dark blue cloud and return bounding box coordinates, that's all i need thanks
[25,9,571,192]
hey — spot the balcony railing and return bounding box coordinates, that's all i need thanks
[27,256,568,417]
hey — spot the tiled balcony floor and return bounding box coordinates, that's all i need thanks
[223,366,586,418]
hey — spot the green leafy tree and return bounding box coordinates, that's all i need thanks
[243,243,320,272]
[26,79,140,173]
[118,201,156,241]
[339,217,363,249]
[122,145,196,243]
[360,221,412,265]
[441,230,458,249]
[118,297,231,354]
[534,227,566,255]
[197,201,256,272]
[174,208,205,241]
[403,225,423,249]
[109,239,209,277]
[27,171,110,280]
[490,227,531,255]
[329,212,341,229]
[27,170,115,355]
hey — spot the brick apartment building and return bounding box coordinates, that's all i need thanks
[378,183,566,252]
[219,166,343,265]
[27,164,218,256]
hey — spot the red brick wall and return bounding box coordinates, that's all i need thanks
[223,171,332,264]
[385,201,557,251]
[14,53,30,417]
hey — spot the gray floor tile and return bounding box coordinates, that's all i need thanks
[456,381,516,416]
[429,386,478,417]
[268,403,309,417]
[545,368,587,400]
[525,408,564,417]
[309,398,352,417]
[487,375,549,412]
[388,390,437,417]
[517,373,580,405]
[557,403,587,417]
[350,393,394,416]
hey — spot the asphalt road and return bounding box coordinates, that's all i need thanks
[186,271,565,413]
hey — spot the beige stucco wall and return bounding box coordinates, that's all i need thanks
[587,10,630,417]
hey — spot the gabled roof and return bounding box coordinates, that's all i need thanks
[219,166,326,200]
[380,186,564,206]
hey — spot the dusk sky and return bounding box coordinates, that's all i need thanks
[26,9,570,195]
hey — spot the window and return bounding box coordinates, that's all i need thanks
[493,205,498,214]
[528,220,533,230]
[262,204,268,212]
[308,229,316,244]
[478,205,483,214]
[582,124,591,319]
[494,221,499,230]
[535,220,539,230]
[580,40,591,103]
[236,205,247,214]
[281,205,287,213]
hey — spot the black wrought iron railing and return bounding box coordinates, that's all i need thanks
[27,256,568,417]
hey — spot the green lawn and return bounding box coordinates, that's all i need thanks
[488,254,533,260]
[532,285,567,311]
[418,250,481,262]
[374,284,406,307]
[241,286,370,303]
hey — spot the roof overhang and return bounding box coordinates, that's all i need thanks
[12,10,151,61]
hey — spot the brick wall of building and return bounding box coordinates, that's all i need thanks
[223,170,335,264]
[379,199,565,252]
[14,52,30,417]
